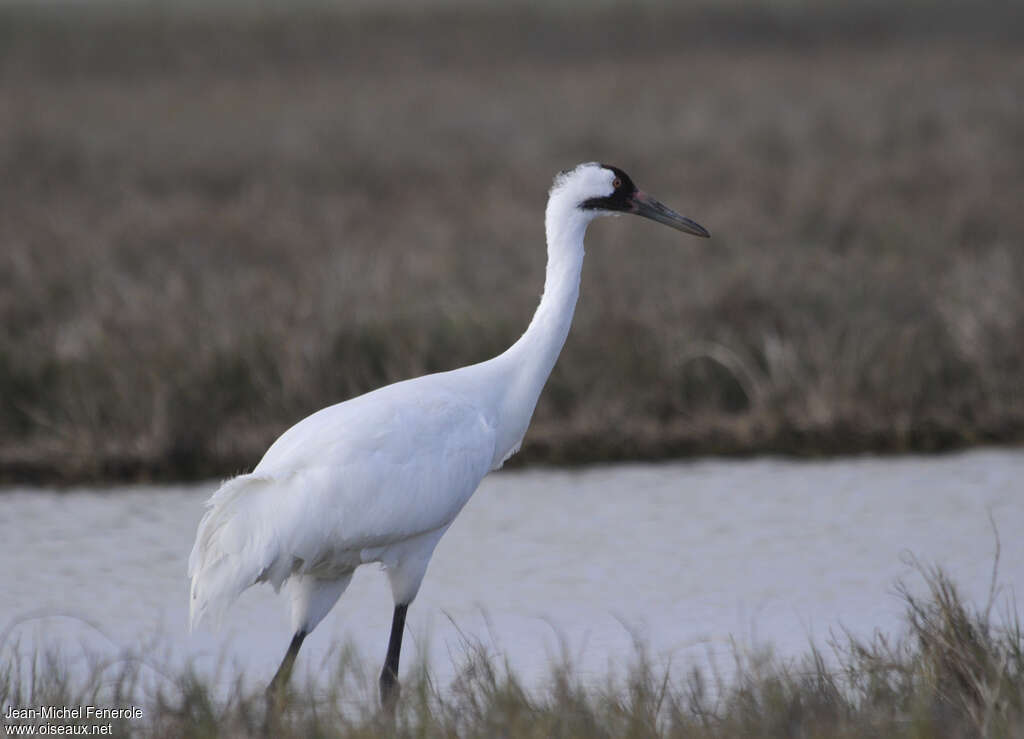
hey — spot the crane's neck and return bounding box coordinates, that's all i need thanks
[488,194,595,465]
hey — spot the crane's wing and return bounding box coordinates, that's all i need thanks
[188,379,497,629]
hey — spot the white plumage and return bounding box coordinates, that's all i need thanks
[187,162,709,707]
[188,384,495,632]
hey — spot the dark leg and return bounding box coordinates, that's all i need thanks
[266,630,306,701]
[379,604,408,712]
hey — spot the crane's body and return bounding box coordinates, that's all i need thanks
[188,162,709,709]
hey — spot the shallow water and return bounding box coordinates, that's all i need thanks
[2,449,1022,691]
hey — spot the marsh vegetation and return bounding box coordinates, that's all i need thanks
[3,563,1023,738]
[2,2,1022,483]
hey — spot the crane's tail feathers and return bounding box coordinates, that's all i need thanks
[188,473,291,631]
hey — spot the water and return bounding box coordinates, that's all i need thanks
[2,449,1021,691]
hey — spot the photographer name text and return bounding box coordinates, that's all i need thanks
[4,706,142,721]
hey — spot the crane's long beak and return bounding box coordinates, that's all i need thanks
[633,191,710,238]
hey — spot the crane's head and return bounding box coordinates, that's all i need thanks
[550,162,710,238]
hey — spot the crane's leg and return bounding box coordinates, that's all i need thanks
[266,630,306,702]
[379,603,408,712]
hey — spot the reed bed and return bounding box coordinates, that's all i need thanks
[2,562,1022,738]
[1,3,1023,481]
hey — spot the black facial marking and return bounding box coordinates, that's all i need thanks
[580,164,638,212]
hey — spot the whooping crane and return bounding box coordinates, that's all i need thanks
[187,162,710,710]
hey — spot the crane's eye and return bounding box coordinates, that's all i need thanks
[612,177,622,189]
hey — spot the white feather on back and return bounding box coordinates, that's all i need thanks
[188,370,497,630]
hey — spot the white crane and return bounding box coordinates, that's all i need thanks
[188,162,709,709]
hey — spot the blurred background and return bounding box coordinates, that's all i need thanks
[2,0,1022,484]
[2,3,1024,734]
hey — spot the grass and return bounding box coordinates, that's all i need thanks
[2,561,1022,737]
[1,3,1023,482]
